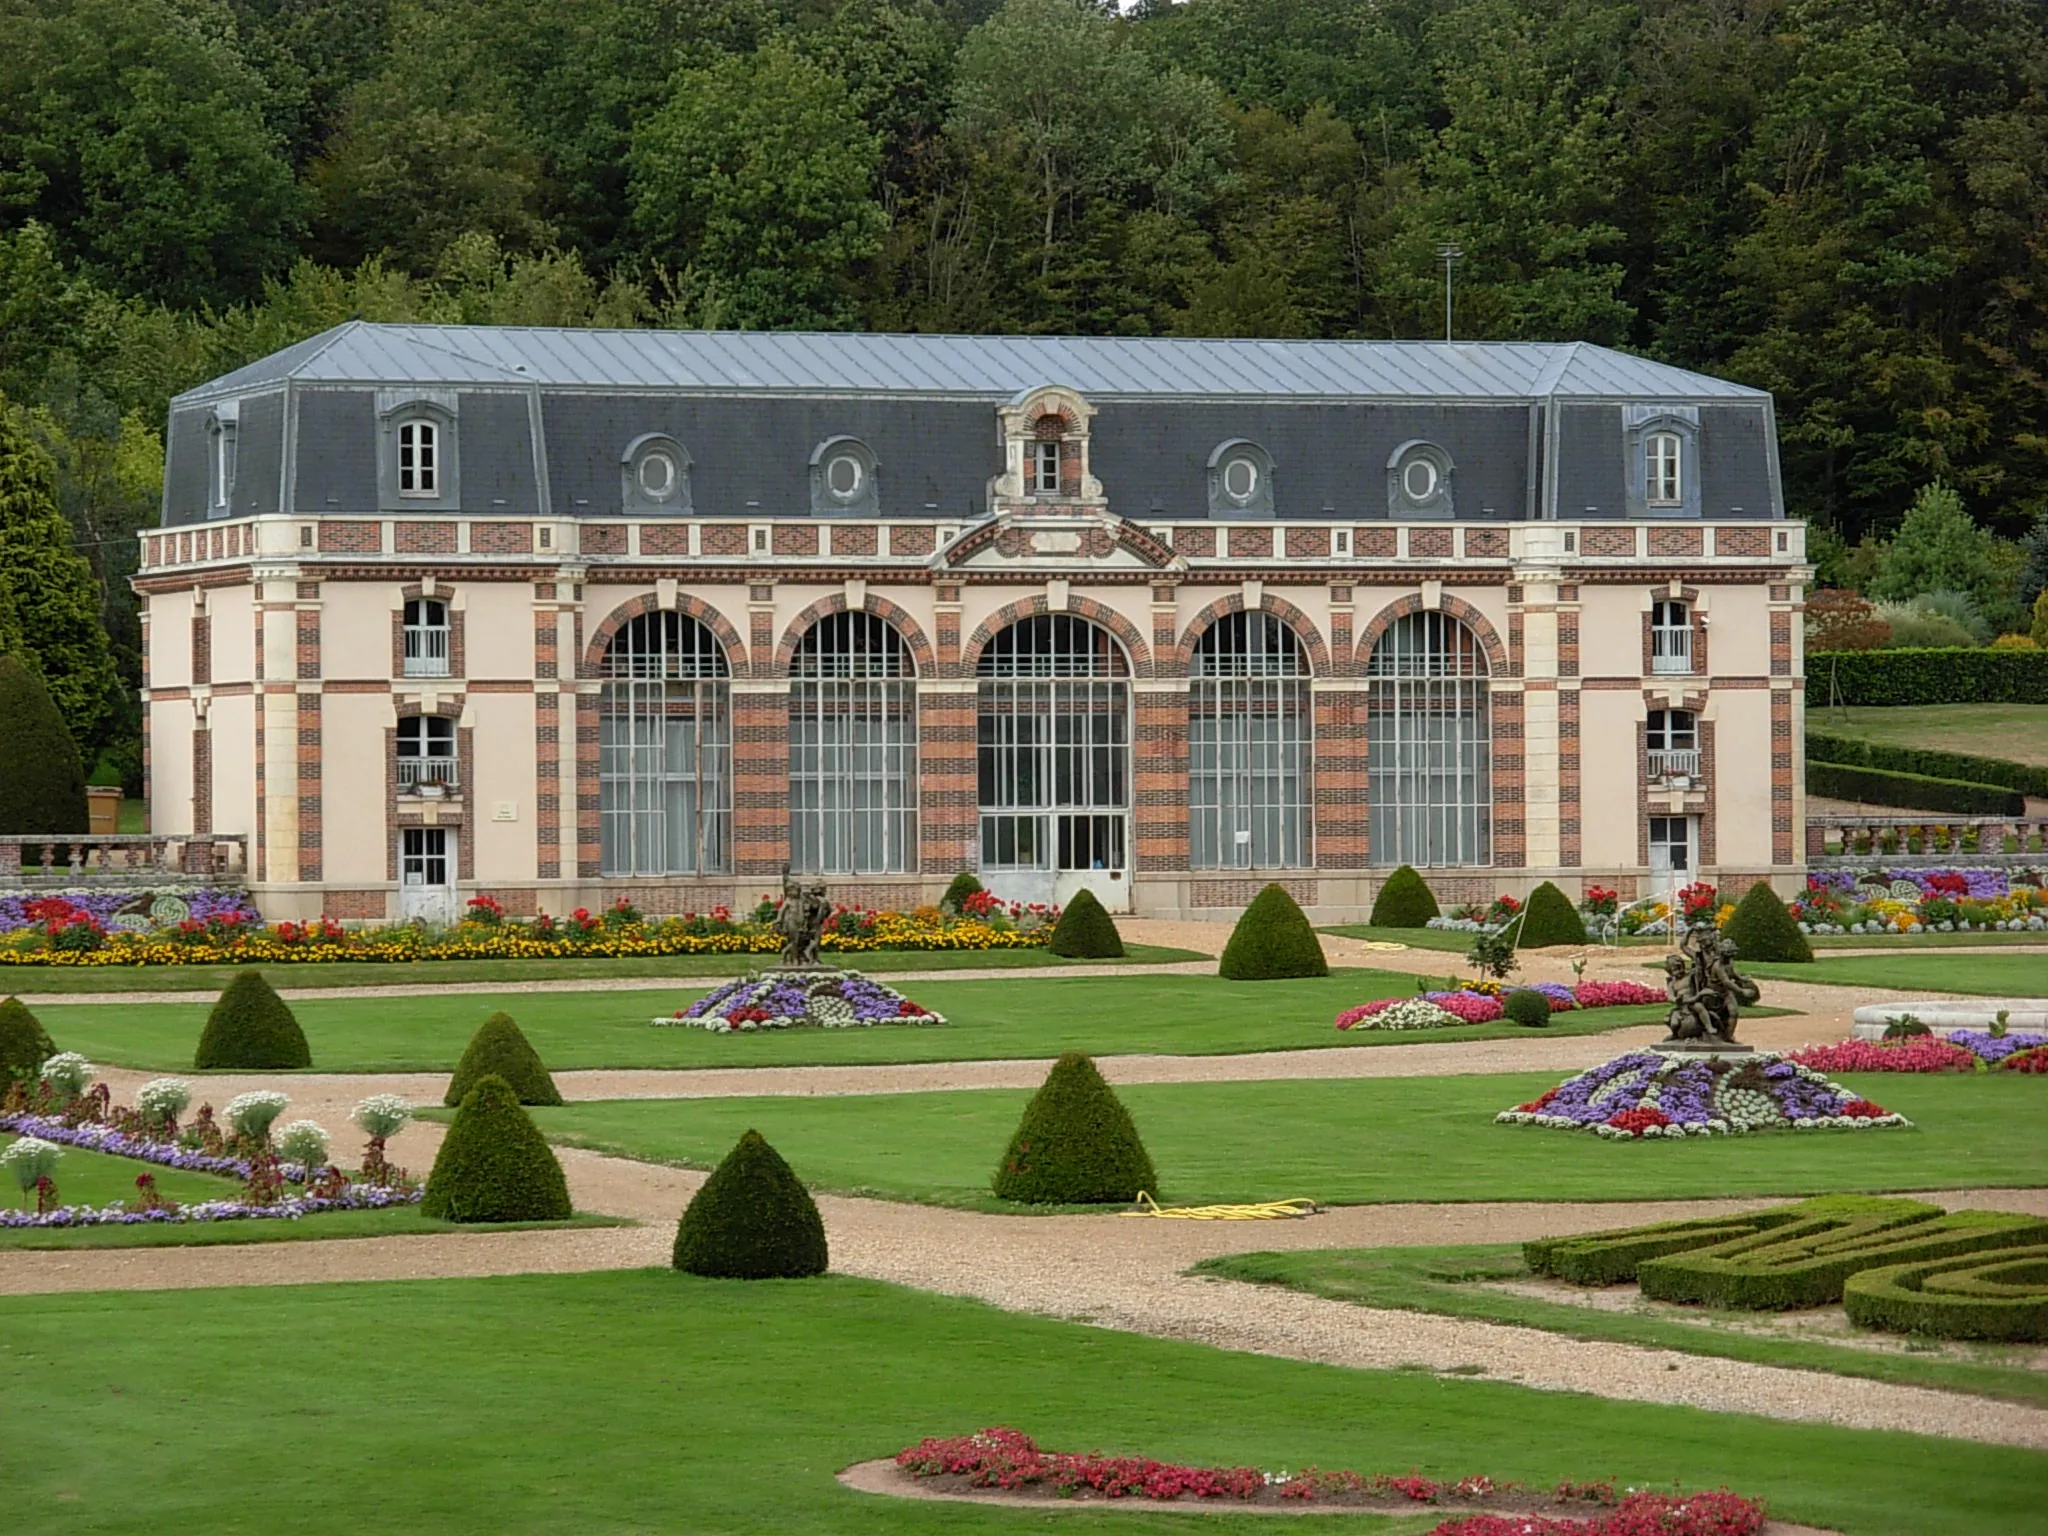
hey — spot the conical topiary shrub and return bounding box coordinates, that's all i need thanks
[993,1052,1155,1205]
[1218,883,1329,981]
[445,1011,562,1107]
[1369,865,1440,928]
[0,995,56,1080]
[1047,887,1125,958]
[940,871,984,914]
[1517,881,1588,947]
[1723,879,1813,964]
[421,1074,572,1223]
[193,970,311,1070]
[0,654,87,835]
[673,1129,828,1278]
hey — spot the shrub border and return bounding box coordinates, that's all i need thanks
[1841,1244,2048,1341]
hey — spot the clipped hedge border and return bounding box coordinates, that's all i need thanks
[1524,1212,1792,1287]
[1809,648,2048,706]
[1636,1201,2048,1310]
[1806,729,2048,798]
[1842,1244,2048,1341]
[1807,760,2024,816]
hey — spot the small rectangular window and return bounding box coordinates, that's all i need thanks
[1650,600,1693,674]
[213,426,237,509]
[1646,709,1700,778]
[1030,440,1061,494]
[402,598,451,678]
[1647,433,1682,506]
[399,420,438,496]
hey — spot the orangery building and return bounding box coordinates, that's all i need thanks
[137,325,1811,923]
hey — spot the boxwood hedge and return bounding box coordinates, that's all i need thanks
[1842,1244,2048,1341]
[1808,647,2048,705]
[1806,729,2048,798]
[1807,760,2023,816]
[1524,1210,1803,1288]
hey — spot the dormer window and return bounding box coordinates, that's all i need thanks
[398,420,438,496]
[1206,439,1275,518]
[809,436,879,515]
[1030,440,1061,494]
[1387,441,1454,518]
[209,412,238,513]
[1647,432,1683,506]
[621,433,692,514]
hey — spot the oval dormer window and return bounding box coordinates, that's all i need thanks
[1223,456,1259,503]
[826,453,864,500]
[1403,458,1438,502]
[638,450,677,500]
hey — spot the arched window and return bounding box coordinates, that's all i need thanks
[1365,612,1491,867]
[402,597,450,678]
[976,615,1129,872]
[598,612,731,876]
[790,613,918,875]
[397,419,438,496]
[1647,432,1683,506]
[1190,613,1311,869]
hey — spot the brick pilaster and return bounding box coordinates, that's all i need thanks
[918,687,976,875]
[731,688,788,876]
[1134,685,1189,873]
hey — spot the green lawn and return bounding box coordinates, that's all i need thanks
[2,1134,241,1211]
[0,941,1207,996]
[1320,924,1485,953]
[530,1072,2043,1211]
[28,970,1673,1074]
[1744,952,2048,995]
[0,1134,618,1248]
[1813,702,2048,769]
[5,1271,2044,1536]
[1196,1242,2048,1410]
[1810,930,2048,948]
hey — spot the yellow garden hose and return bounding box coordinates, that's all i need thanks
[1119,1192,1320,1220]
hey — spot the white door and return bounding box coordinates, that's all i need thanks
[1051,812,1131,913]
[1647,815,1698,883]
[398,828,459,925]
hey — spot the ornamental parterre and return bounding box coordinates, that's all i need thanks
[1497,1050,1909,1138]
[658,970,947,1033]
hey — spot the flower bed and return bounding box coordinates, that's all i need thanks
[1785,1038,1981,1074]
[657,971,946,1033]
[0,897,1055,968]
[890,1428,1765,1532]
[1793,868,2048,934]
[1498,1050,1909,1138]
[1336,979,1664,1032]
[1949,1029,2048,1064]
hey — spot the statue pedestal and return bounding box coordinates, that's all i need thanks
[1654,1039,1757,1056]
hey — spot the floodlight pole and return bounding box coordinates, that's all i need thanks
[1437,243,1463,342]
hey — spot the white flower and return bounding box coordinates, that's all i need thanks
[275,1119,330,1168]
[136,1077,194,1121]
[39,1052,94,1095]
[223,1090,291,1141]
[1,1135,63,1190]
[350,1094,413,1139]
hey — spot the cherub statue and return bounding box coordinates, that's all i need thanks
[774,869,832,968]
[1661,951,1717,1041]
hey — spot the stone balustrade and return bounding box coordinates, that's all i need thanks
[1,835,251,885]
[1807,815,2048,867]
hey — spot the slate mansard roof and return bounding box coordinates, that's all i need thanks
[163,322,1783,528]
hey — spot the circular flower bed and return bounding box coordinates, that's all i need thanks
[659,970,947,1033]
[1498,1050,1909,1138]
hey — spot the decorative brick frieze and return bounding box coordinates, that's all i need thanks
[1714,526,1770,558]
[1463,527,1508,558]
[1193,877,1317,908]
[700,524,748,558]
[639,524,689,557]
[1227,526,1275,560]
[470,522,534,555]
[831,524,878,557]
[773,524,820,557]
[1582,526,1637,559]
[1173,526,1218,558]
[1649,525,1704,558]
[1285,526,1331,559]
[1407,527,1453,560]
[888,525,936,558]
[318,521,381,554]
[1353,527,1397,558]
[580,523,628,556]
[395,521,458,555]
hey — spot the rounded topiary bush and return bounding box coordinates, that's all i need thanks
[673,1128,828,1278]
[1504,988,1553,1029]
[193,970,311,1070]
[0,653,87,835]
[1047,887,1124,959]
[420,1074,572,1223]
[1218,883,1328,981]
[1517,881,1588,947]
[939,871,984,914]
[1723,879,1813,963]
[994,1052,1155,1205]
[445,1011,562,1107]
[1368,866,1440,928]
[0,995,56,1080]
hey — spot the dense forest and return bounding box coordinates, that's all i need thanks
[1,0,2045,783]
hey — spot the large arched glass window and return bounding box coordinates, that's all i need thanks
[1190,613,1312,869]
[1366,612,1491,867]
[976,615,1129,871]
[598,612,730,876]
[790,613,917,874]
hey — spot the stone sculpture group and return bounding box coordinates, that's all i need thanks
[1661,925,1762,1050]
